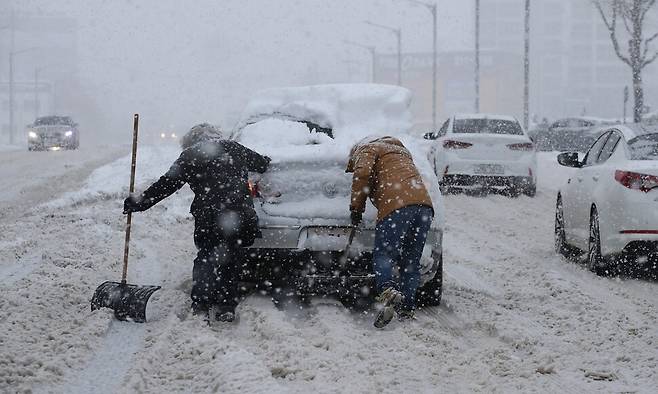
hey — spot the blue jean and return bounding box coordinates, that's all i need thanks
[373,205,433,310]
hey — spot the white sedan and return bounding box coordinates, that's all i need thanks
[555,124,658,275]
[428,114,537,196]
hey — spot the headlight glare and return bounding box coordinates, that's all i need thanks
[65,131,73,137]
[28,131,38,139]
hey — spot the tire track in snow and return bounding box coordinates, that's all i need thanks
[54,195,191,393]
[443,192,657,392]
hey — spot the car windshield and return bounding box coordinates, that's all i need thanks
[453,118,523,135]
[34,116,74,126]
[628,133,658,160]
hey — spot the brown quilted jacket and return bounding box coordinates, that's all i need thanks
[346,136,433,222]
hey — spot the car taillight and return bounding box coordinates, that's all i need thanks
[614,170,658,192]
[443,140,473,149]
[507,142,534,151]
[247,180,260,198]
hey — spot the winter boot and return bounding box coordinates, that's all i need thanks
[191,302,209,317]
[373,288,403,329]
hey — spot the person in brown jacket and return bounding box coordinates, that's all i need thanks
[346,136,434,328]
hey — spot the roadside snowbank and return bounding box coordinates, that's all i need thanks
[47,145,182,209]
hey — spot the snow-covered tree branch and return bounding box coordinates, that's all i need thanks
[593,0,658,122]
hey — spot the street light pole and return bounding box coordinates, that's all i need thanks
[402,0,437,131]
[475,0,480,113]
[523,0,530,131]
[365,21,402,86]
[9,51,15,144]
[34,67,43,119]
[344,40,377,83]
[9,47,37,145]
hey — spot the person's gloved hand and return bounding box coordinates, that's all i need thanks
[123,194,142,214]
[350,211,362,227]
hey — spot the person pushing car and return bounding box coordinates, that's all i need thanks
[123,123,270,323]
[346,136,434,328]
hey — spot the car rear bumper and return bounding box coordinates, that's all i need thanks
[243,225,442,287]
[442,159,535,178]
[442,174,534,189]
[28,138,76,150]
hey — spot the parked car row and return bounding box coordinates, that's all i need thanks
[420,111,657,277]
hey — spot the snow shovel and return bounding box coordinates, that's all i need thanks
[90,114,161,323]
[338,225,358,270]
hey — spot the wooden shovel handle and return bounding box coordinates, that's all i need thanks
[121,114,139,283]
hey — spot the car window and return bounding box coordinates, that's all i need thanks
[453,118,523,135]
[583,132,611,166]
[628,133,658,160]
[437,119,449,137]
[597,132,621,163]
[303,121,333,138]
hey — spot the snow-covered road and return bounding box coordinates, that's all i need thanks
[1,147,656,393]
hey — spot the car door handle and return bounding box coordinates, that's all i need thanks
[592,175,599,182]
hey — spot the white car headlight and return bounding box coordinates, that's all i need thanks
[28,131,38,139]
[65,130,73,137]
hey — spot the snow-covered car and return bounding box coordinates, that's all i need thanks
[532,117,614,152]
[428,114,537,196]
[555,124,658,275]
[232,84,445,308]
[27,115,80,151]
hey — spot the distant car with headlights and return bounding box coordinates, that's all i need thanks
[428,114,537,197]
[27,116,79,151]
[555,123,658,276]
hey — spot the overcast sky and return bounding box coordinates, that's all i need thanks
[7,0,472,139]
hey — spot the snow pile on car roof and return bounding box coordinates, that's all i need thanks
[235,84,412,141]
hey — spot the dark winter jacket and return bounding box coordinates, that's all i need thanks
[132,139,270,228]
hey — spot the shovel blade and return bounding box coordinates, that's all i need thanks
[91,281,161,323]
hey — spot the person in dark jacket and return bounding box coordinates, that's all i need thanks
[123,123,270,322]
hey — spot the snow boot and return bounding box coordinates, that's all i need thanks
[373,288,402,329]
[215,307,236,323]
[191,302,210,323]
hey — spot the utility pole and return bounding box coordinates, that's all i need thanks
[475,0,480,113]
[403,0,437,131]
[9,9,16,145]
[523,0,530,131]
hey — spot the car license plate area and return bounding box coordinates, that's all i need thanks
[298,226,352,251]
[474,164,504,175]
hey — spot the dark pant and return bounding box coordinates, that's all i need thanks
[373,205,433,310]
[191,210,248,311]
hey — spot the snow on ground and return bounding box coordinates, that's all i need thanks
[1,145,657,393]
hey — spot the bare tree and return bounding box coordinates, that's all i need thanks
[594,0,658,123]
